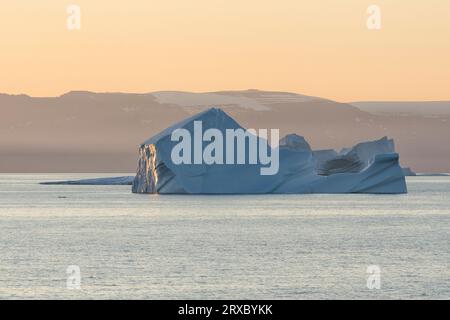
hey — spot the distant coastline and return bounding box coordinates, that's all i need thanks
[1,90,449,174]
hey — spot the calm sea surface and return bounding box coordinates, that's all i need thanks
[0,174,448,299]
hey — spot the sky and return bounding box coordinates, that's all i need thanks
[0,0,449,102]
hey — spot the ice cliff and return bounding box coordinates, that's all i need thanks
[132,108,407,194]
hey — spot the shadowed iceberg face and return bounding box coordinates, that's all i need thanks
[313,136,398,176]
[132,108,407,194]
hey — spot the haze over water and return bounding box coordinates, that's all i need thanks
[0,174,448,299]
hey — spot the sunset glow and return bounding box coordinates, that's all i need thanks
[1,0,449,101]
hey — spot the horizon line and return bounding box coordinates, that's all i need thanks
[1,89,450,104]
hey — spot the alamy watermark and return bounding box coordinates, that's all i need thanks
[366,265,381,289]
[66,265,81,289]
[67,4,81,30]
[170,121,280,175]
[367,5,381,30]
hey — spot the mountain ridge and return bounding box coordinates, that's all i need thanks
[1,90,449,173]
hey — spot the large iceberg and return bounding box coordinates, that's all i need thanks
[132,108,407,194]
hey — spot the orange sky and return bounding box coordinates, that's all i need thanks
[0,0,449,102]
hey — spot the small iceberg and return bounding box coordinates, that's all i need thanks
[41,176,134,185]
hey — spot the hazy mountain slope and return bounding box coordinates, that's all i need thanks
[351,101,450,116]
[1,90,449,173]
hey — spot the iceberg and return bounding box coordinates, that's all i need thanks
[316,154,364,176]
[312,149,338,173]
[339,136,395,165]
[132,108,407,194]
[313,136,396,176]
[41,176,134,185]
[279,134,312,151]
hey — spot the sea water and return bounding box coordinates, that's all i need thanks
[0,174,448,299]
